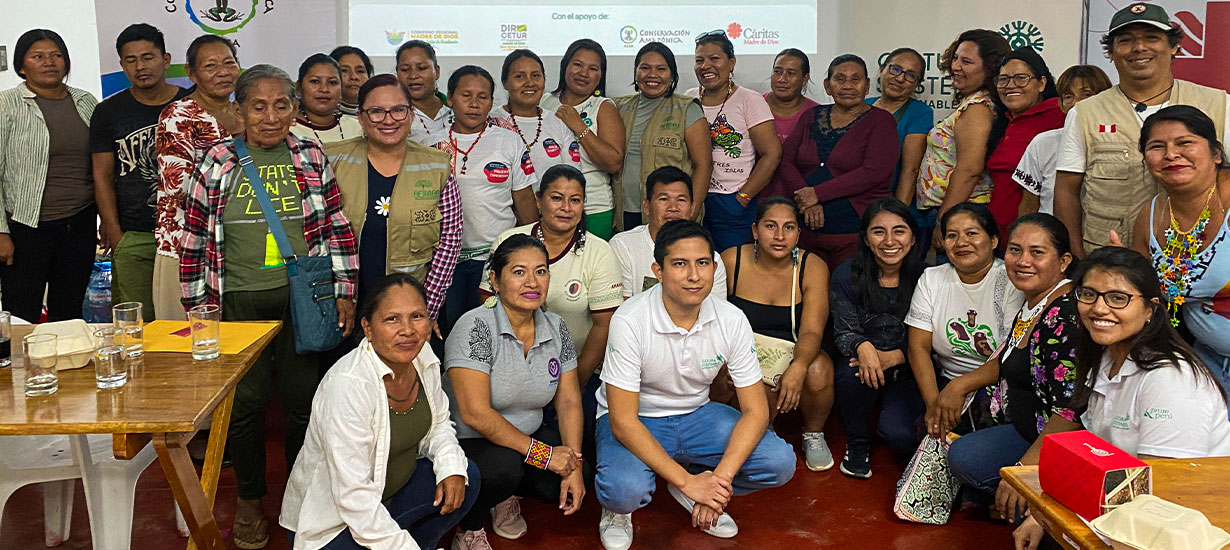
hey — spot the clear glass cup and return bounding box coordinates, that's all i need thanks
[112,302,144,357]
[92,327,128,389]
[0,311,11,367]
[189,304,221,360]
[22,333,58,397]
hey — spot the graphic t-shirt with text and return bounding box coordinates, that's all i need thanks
[221,142,310,291]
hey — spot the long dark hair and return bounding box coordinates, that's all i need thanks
[15,28,72,80]
[500,49,544,84]
[987,46,1058,157]
[537,164,588,252]
[852,198,924,316]
[632,42,679,96]
[1006,213,1073,277]
[553,39,608,98]
[939,29,1009,102]
[489,234,549,285]
[1140,105,1229,167]
[1070,247,1225,410]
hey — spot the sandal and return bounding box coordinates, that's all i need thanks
[233,500,270,550]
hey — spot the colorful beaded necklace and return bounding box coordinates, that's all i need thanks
[1158,185,1218,326]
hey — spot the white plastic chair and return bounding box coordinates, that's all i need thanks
[0,434,186,548]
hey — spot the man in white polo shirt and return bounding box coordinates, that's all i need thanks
[594,220,795,550]
[610,166,727,300]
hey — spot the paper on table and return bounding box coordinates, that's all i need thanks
[140,320,278,355]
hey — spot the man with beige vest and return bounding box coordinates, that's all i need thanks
[1054,2,1229,256]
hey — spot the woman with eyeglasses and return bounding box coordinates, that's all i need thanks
[291,54,362,145]
[765,49,819,147]
[687,30,781,252]
[868,48,935,252]
[325,74,461,326]
[1012,246,1230,550]
[396,40,450,146]
[985,47,1064,244]
[490,49,582,191]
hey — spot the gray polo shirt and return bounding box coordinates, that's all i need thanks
[444,301,577,439]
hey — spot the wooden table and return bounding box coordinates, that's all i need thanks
[0,322,280,550]
[1002,457,1230,549]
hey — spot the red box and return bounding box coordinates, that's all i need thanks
[1038,430,1152,520]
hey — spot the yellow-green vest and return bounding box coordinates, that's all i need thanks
[325,137,450,281]
[1076,79,1226,249]
[612,93,698,230]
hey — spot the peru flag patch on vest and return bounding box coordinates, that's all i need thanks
[1099,124,1117,133]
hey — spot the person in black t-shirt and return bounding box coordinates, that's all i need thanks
[89,24,188,320]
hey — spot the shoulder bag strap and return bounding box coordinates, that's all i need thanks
[790,255,799,341]
[233,138,296,263]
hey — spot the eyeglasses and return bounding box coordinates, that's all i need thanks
[695,29,726,43]
[362,105,411,123]
[886,64,920,83]
[995,74,1037,88]
[1073,287,1144,309]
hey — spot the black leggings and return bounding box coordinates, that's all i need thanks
[0,207,97,323]
[457,425,563,531]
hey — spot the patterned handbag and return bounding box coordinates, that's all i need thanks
[753,258,799,387]
[892,434,961,524]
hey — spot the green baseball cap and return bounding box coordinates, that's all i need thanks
[1109,2,1173,34]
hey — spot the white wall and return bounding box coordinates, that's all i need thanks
[1,0,101,97]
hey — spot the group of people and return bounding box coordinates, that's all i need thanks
[2,2,1229,550]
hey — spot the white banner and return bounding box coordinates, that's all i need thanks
[95,0,337,97]
[846,0,1084,123]
[348,1,818,58]
[1085,0,1230,91]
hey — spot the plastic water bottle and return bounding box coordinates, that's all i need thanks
[82,262,113,323]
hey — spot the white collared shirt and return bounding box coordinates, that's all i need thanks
[609,225,727,300]
[598,284,760,418]
[280,340,469,550]
[1082,353,1230,459]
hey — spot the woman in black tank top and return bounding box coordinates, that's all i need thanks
[718,197,837,472]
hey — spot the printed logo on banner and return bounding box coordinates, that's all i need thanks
[727,22,780,46]
[387,29,460,46]
[999,20,1045,52]
[620,26,637,45]
[622,26,691,49]
[385,30,405,45]
[484,161,510,183]
[185,0,263,35]
[500,24,529,51]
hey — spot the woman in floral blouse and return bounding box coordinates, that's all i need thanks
[934,213,1077,520]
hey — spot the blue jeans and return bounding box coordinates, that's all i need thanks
[440,259,485,338]
[1193,342,1230,421]
[594,402,796,514]
[289,458,480,550]
[947,424,1031,497]
[703,193,755,253]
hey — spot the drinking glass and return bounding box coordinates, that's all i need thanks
[112,302,144,357]
[22,333,58,397]
[0,311,11,367]
[189,304,221,360]
[92,327,128,389]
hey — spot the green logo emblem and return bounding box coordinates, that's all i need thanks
[999,20,1044,52]
[186,0,262,36]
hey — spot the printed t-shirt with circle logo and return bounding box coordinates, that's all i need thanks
[436,125,537,261]
[543,94,618,214]
[685,85,774,195]
[490,107,581,192]
[220,142,310,292]
[479,224,624,350]
[904,260,1024,380]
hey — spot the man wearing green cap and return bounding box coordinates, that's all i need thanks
[1053,1,1229,256]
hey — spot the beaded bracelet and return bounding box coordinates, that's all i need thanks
[525,438,552,470]
[577,128,593,141]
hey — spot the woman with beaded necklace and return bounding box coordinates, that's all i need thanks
[490,49,582,191]
[397,40,450,146]
[1128,105,1230,411]
[290,54,361,145]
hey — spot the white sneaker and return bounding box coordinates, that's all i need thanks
[598,508,634,550]
[489,496,528,539]
[666,483,738,538]
[450,528,494,550]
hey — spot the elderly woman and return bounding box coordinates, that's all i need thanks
[0,29,98,323]
[445,235,585,549]
[291,53,362,145]
[281,274,479,550]
[868,48,935,250]
[325,73,460,322]
[155,34,243,320]
[490,49,582,189]
[1129,105,1230,410]
[178,64,359,550]
[688,31,781,252]
[775,54,900,269]
[396,40,450,146]
[542,39,627,239]
[329,45,372,117]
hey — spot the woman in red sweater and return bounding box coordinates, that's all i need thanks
[985,47,1065,246]
[776,54,900,269]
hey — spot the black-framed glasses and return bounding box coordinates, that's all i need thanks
[1073,287,1143,309]
[995,74,1036,88]
[886,64,920,83]
[695,29,726,43]
[362,105,411,123]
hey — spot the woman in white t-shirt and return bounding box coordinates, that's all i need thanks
[906,202,1024,435]
[687,30,781,253]
[490,49,582,192]
[396,40,451,146]
[1013,246,1230,550]
[542,39,627,240]
[289,54,362,145]
[437,65,539,336]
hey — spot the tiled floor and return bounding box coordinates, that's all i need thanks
[1,409,1012,549]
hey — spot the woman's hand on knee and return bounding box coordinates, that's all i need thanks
[434,475,467,515]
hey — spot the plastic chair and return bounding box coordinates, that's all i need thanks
[0,434,186,548]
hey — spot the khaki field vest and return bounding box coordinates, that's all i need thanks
[325,137,450,281]
[1076,79,1226,249]
[611,93,698,230]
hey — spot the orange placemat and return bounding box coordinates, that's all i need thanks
[140,320,279,354]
